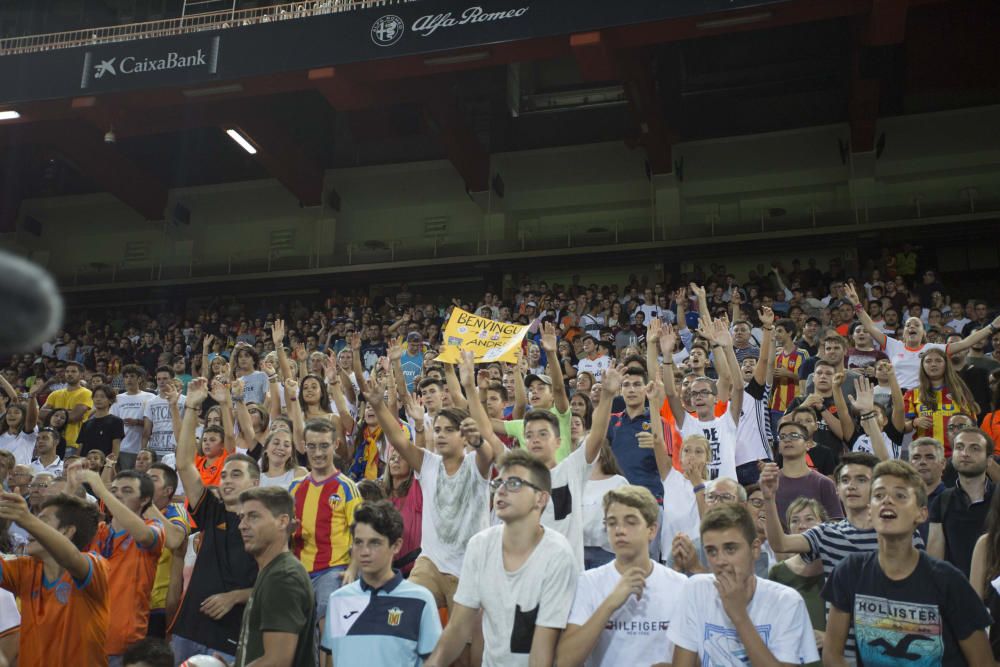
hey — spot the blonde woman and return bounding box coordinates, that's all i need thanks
[657,434,711,565]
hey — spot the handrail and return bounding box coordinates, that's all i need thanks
[0,0,409,56]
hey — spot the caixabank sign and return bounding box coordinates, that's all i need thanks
[0,0,779,104]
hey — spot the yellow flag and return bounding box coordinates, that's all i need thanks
[434,307,529,364]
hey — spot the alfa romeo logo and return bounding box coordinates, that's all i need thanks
[371,15,405,47]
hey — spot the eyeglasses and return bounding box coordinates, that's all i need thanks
[489,476,544,493]
[689,390,715,398]
[777,433,805,442]
[305,443,333,452]
[947,423,973,432]
[28,483,50,490]
[706,492,737,504]
[748,498,765,508]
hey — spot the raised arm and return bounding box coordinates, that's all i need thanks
[850,377,891,461]
[213,380,238,454]
[949,314,1000,355]
[234,399,257,454]
[660,324,686,429]
[673,287,689,332]
[442,362,469,411]
[714,318,744,424]
[177,378,208,507]
[583,366,621,465]
[82,469,158,547]
[200,335,214,387]
[540,322,569,414]
[690,282,711,324]
[755,307,776,386]
[832,373,856,443]
[387,338,411,405]
[271,320,294,383]
[759,462,810,553]
[324,353,355,437]
[0,491,91,580]
[284,379,306,454]
[646,367,673,480]
[886,363,906,432]
[512,350,528,419]
[362,373,426,473]
[843,283,887,348]
[457,352,495,476]
[144,501,187,551]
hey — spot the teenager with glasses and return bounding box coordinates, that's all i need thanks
[772,421,843,526]
[426,448,578,667]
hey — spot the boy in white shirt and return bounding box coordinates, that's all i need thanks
[426,449,578,667]
[558,484,687,667]
[668,504,819,666]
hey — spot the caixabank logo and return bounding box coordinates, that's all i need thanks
[80,35,221,89]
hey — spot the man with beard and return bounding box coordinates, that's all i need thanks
[927,428,995,577]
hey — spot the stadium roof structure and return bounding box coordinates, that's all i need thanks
[0,0,997,230]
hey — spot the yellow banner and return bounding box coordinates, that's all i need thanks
[434,307,529,364]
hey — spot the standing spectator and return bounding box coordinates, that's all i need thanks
[927,428,994,577]
[0,396,40,466]
[231,343,268,406]
[383,446,422,576]
[144,463,190,639]
[77,385,124,459]
[0,492,108,665]
[558,485,688,667]
[169,379,259,664]
[903,348,979,456]
[141,367,185,458]
[322,501,441,666]
[668,504,819,666]
[40,360,92,454]
[577,335,612,382]
[399,332,424,393]
[135,333,163,376]
[289,419,361,635]
[823,460,993,666]
[425,449,578,667]
[111,365,155,470]
[234,486,315,667]
[772,421,843,524]
[81,465,164,665]
[770,318,807,429]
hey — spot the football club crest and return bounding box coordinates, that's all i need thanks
[387,606,403,626]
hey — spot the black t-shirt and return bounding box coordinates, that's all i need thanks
[76,414,125,456]
[170,489,259,652]
[823,550,991,666]
[929,479,994,577]
[137,344,163,374]
[787,395,847,464]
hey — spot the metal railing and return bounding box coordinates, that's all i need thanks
[0,0,407,56]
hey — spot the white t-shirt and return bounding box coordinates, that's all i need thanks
[735,384,773,466]
[142,394,186,456]
[568,561,688,667]
[0,589,20,637]
[880,337,946,390]
[679,413,737,481]
[237,370,269,405]
[542,446,595,566]
[660,469,701,564]
[0,428,38,466]
[582,475,629,550]
[111,390,155,454]
[419,449,490,576]
[667,574,820,665]
[577,355,612,382]
[454,525,579,667]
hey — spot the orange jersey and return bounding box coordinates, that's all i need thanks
[196,449,230,487]
[1,551,110,666]
[904,386,970,457]
[982,411,1000,456]
[770,348,806,412]
[291,472,361,573]
[93,519,165,655]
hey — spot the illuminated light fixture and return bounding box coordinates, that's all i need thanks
[695,12,772,29]
[0,110,21,120]
[226,128,257,154]
[423,51,490,66]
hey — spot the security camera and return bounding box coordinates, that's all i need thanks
[104,129,116,143]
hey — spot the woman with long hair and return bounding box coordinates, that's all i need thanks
[43,408,70,458]
[581,443,627,569]
[0,396,39,466]
[658,434,711,565]
[968,487,1000,659]
[258,428,307,488]
[382,445,422,575]
[902,348,979,456]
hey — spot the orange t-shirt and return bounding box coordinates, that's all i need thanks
[93,519,165,655]
[982,410,1000,455]
[196,449,230,486]
[0,551,109,666]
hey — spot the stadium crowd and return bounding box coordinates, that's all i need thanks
[1,247,1000,666]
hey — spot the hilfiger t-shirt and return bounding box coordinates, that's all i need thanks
[568,561,688,667]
